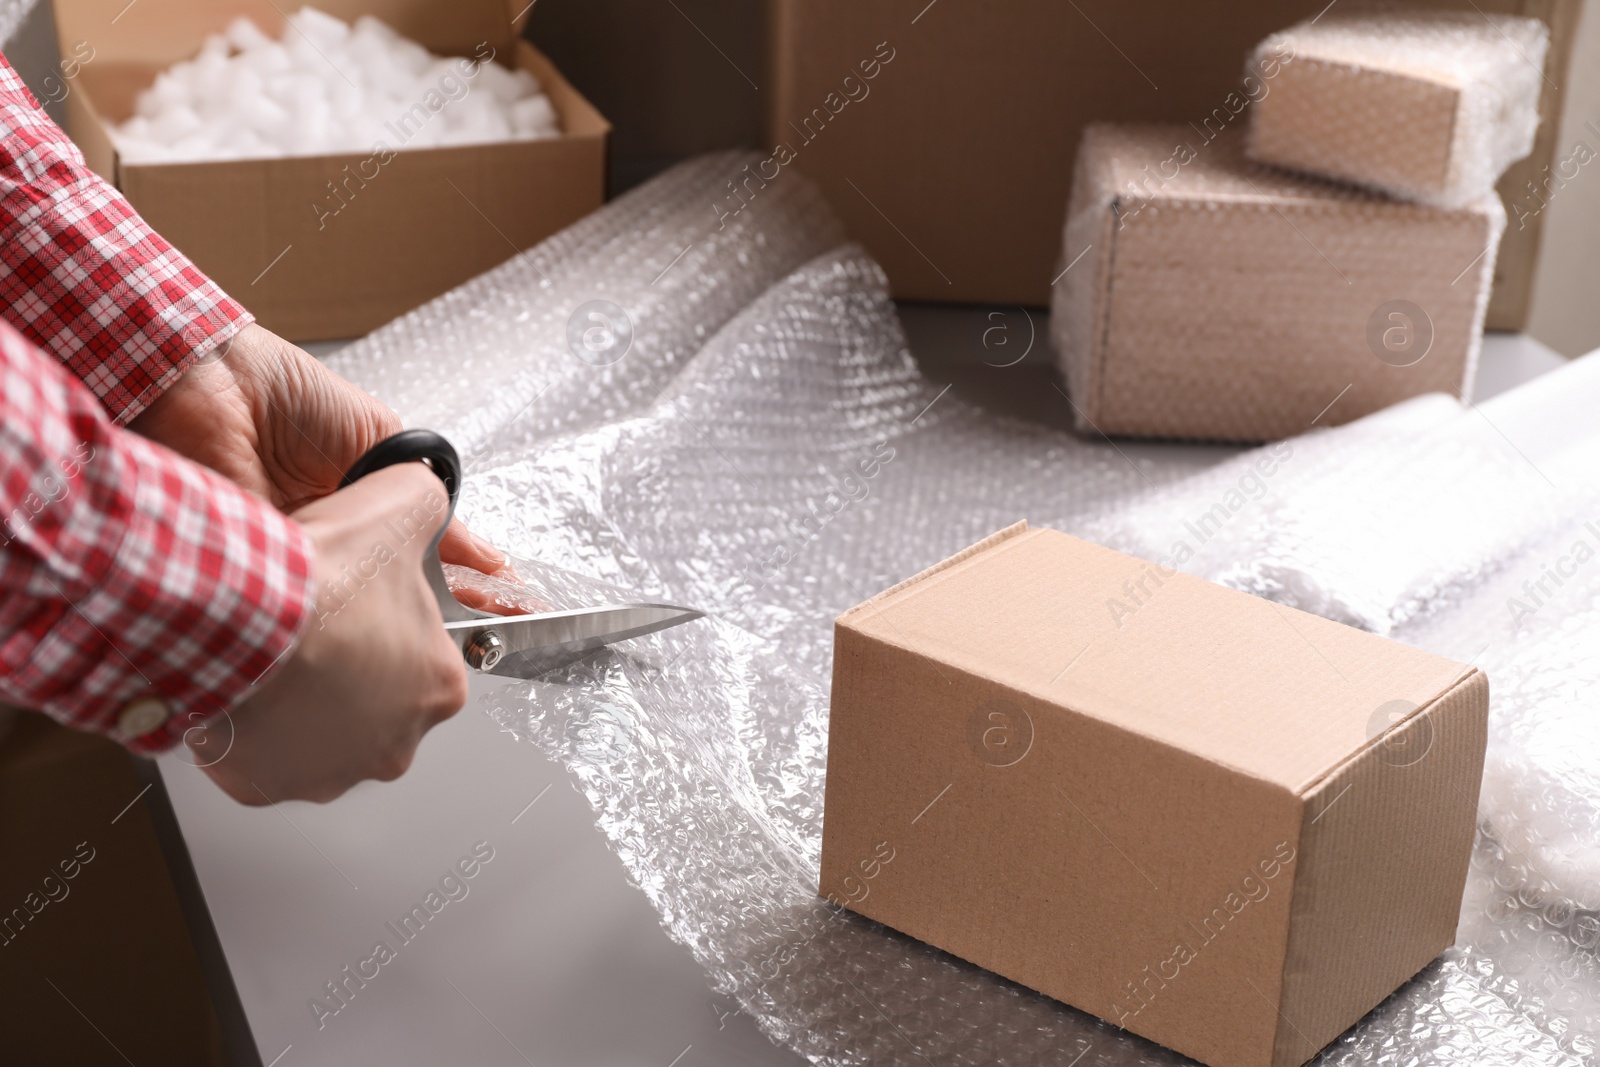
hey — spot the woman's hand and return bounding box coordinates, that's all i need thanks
[130,322,510,576]
[203,465,470,804]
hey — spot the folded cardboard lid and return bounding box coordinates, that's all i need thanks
[54,0,530,67]
[839,523,1475,794]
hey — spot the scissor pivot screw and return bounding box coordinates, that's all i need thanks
[465,630,506,671]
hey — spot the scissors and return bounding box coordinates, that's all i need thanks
[341,429,703,679]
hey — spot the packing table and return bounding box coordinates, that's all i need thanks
[138,316,1568,1067]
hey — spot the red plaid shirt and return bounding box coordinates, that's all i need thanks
[0,55,312,753]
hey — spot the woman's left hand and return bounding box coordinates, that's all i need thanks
[130,322,512,577]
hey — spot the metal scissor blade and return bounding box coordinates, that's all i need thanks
[443,602,703,679]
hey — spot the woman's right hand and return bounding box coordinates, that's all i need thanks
[199,463,469,804]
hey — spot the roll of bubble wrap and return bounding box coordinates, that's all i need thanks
[1389,484,1600,1065]
[1084,387,1592,636]
[346,154,1600,1066]
[1246,12,1549,208]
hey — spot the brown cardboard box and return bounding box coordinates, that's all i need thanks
[1051,124,1503,442]
[767,0,1581,329]
[53,0,608,340]
[821,523,1488,1067]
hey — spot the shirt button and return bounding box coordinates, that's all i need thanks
[117,698,170,737]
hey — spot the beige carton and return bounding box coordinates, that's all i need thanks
[1052,123,1504,442]
[822,523,1487,1067]
[53,0,608,340]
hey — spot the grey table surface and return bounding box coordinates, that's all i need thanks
[150,312,1567,1067]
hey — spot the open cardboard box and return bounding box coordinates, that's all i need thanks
[53,0,608,340]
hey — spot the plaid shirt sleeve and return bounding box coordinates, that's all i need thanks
[0,51,249,424]
[0,320,313,753]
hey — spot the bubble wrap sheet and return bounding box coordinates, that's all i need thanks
[334,155,1600,1066]
[330,151,846,458]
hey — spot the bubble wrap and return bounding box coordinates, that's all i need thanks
[1406,515,1600,902]
[1085,389,1593,636]
[1384,494,1600,1065]
[340,154,1600,1066]
[0,0,37,46]
[1247,12,1549,208]
[327,151,847,458]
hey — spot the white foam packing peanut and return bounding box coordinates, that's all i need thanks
[111,6,560,164]
[1247,12,1548,208]
[342,153,1600,1065]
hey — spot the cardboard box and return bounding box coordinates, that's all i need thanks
[767,0,1581,329]
[821,523,1488,1067]
[1051,124,1503,442]
[53,0,609,340]
[1245,13,1549,208]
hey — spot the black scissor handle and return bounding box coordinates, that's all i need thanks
[338,429,481,624]
[338,428,461,518]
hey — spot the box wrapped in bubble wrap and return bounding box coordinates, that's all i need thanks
[1051,124,1504,442]
[1247,13,1549,208]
